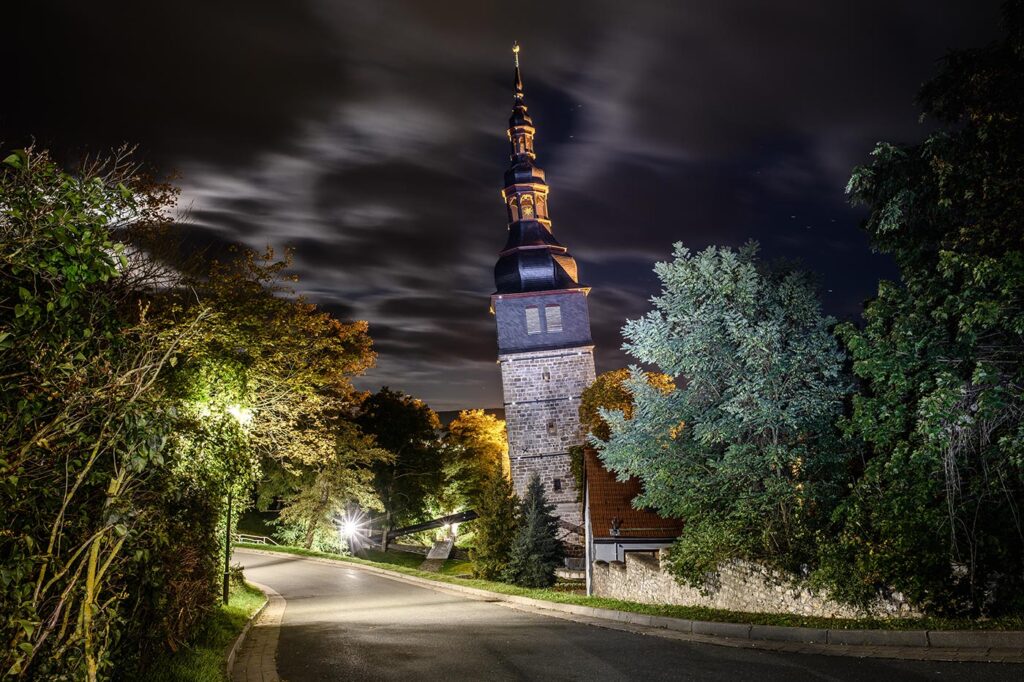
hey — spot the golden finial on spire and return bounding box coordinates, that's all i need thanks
[513,41,520,68]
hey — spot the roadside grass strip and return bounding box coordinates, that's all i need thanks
[147,582,266,682]
[233,543,1023,633]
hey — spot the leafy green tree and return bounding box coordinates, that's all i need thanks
[580,368,676,442]
[596,243,848,584]
[441,409,509,512]
[502,474,564,587]
[0,148,203,679]
[275,423,389,550]
[468,465,519,580]
[569,369,675,498]
[821,2,1024,614]
[356,387,444,549]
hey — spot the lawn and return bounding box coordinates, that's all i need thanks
[145,582,266,682]
[234,543,1024,632]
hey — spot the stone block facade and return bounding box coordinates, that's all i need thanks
[499,345,596,529]
[592,551,919,619]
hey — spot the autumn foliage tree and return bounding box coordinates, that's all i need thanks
[441,409,509,511]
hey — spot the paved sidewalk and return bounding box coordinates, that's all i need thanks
[230,580,285,682]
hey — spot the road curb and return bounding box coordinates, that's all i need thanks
[233,548,1024,663]
[224,582,269,679]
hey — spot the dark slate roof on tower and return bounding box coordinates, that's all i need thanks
[494,43,584,295]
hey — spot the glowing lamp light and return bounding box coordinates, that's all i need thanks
[227,404,252,426]
[341,519,359,538]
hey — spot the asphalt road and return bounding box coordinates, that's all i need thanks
[234,550,1022,682]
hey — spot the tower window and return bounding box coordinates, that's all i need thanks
[525,306,541,335]
[545,305,562,332]
[542,370,550,382]
[547,421,557,435]
[508,198,519,222]
[553,478,562,492]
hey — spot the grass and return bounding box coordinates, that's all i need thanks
[145,582,266,682]
[234,543,1024,632]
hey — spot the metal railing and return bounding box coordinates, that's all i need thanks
[234,532,278,546]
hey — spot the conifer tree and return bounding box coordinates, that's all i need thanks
[469,465,519,580]
[501,473,565,587]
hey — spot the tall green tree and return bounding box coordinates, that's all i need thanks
[356,387,444,548]
[596,244,848,584]
[822,2,1024,614]
[502,474,564,587]
[468,465,519,580]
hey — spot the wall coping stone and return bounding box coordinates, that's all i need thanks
[233,548,1024,663]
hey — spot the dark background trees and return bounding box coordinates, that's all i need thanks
[819,1,1024,614]
[355,387,445,549]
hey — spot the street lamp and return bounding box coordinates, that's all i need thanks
[223,403,251,605]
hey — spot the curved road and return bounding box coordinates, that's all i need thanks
[235,549,1022,681]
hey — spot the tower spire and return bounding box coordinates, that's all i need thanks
[513,42,524,99]
[494,42,582,295]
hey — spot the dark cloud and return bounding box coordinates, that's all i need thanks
[0,0,1005,410]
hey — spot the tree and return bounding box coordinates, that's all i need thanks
[821,2,1024,614]
[0,148,203,679]
[468,465,519,580]
[570,369,675,498]
[580,369,675,442]
[596,243,848,584]
[274,423,389,551]
[356,387,444,549]
[502,474,565,587]
[441,409,509,511]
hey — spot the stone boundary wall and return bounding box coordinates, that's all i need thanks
[592,551,918,619]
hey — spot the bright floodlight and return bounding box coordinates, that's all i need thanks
[342,519,359,538]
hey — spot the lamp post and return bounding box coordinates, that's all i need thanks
[223,404,252,605]
[223,486,233,604]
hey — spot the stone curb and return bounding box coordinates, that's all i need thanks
[233,548,1024,663]
[224,582,270,679]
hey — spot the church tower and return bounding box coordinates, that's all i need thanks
[492,44,596,529]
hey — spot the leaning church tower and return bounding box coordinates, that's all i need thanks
[491,44,596,529]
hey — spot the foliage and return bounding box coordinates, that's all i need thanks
[274,423,388,550]
[0,146,384,679]
[571,369,675,498]
[821,3,1024,614]
[468,466,520,580]
[596,243,849,584]
[142,581,265,682]
[356,387,445,541]
[502,474,564,587]
[0,148,201,679]
[580,368,675,442]
[440,409,509,511]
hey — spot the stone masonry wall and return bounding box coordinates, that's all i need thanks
[592,551,919,619]
[500,345,596,530]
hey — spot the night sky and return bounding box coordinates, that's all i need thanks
[1,1,1005,410]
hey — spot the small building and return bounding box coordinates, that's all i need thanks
[583,448,684,594]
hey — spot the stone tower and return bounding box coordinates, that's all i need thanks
[491,44,596,529]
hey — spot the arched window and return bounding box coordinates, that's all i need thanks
[535,195,547,219]
[508,198,519,222]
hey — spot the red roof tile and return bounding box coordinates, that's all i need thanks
[585,448,684,540]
